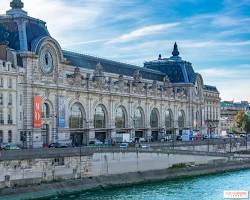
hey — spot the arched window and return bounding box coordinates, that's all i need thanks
[8,108,12,124]
[165,109,174,128]
[94,105,106,129]
[150,108,159,128]
[69,103,83,128]
[178,110,185,128]
[115,106,126,129]
[0,93,3,105]
[8,130,12,143]
[134,108,144,129]
[0,77,3,87]
[8,93,12,105]
[0,109,3,124]
[42,103,50,118]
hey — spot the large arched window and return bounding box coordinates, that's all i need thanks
[165,109,174,129]
[115,106,126,129]
[150,108,159,128]
[42,103,50,118]
[69,103,83,128]
[94,105,106,129]
[134,108,144,129]
[178,110,185,129]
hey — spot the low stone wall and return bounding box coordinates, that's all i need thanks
[0,152,225,184]
[1,160,250,200]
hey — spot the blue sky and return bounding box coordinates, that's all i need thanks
[1,0,250,101]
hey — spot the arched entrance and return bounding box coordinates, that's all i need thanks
[115,106,129,142]
[41,102,50,147]
[150,108,159,141]
[94,105,107,143]
[165,109,174,140]
[69,103,87,146]
[134,107,145,142]
[178,110,185,135]
[42,124,49,146]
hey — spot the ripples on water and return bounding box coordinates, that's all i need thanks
[49,170,250,200]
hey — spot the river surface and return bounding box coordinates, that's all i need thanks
[49,170,250,200]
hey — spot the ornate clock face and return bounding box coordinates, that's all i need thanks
[40,50,54,74]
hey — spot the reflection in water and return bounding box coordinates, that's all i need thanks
[49,170,250,200]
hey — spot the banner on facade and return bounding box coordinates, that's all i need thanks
[33,96,41,128]
[58,96,65,128]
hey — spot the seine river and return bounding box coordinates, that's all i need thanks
[49,170,250,200]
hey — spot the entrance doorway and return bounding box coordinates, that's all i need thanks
[70,132,87,146]
[135,131,144,143]
[95,132,106,143]
[152,131,159,142]
[42,124,49,146]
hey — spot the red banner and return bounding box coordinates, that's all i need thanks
[33,96,41,128]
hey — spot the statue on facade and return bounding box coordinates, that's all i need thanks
[133,69,142,83]
[66,67,84,86]
[93,62,106,90]
[163,75,170,87]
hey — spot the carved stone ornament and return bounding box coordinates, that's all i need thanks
[151,80,158,93]
[45,89,50,98]
[114,75,125,92]
[93,62,106,90]
[67,67,84,86]
[133,70,142,83]
[163,75,170,87]
[75,91,80,100]
[94,62,104,77]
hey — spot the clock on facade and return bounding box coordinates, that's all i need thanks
[39,50,54,74]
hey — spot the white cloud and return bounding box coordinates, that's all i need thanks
[107,23,180,44]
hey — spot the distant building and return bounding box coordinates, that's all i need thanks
[220,100,250,133]
[0,0,220,147]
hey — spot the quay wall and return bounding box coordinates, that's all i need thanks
[1,159,250,200]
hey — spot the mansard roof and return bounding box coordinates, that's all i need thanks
[63,50,166,81]
[0,1,50,51]
[144,43,197,84]
[204,85,219,92]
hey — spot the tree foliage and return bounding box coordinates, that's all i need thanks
[235,111,246,129]
[235,111,250,133]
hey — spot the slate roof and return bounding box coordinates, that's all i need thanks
[0,17,49,51]
[144,59,197,84]
[204,85,219,92]
[63,50,166,81]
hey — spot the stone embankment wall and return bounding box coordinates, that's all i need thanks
[1,160,250,200]
[0,152,225,189]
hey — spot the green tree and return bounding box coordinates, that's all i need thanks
[242,116,250,133]
[235,111,246,129]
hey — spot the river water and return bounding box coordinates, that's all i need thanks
[49,170,250,200]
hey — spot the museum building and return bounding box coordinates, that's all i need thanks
[0,0,221,147]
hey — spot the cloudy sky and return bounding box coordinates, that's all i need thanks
[1,0,250,101]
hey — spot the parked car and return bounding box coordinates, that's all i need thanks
[88,139,103,145]
[176,135,182,141]
[203,134,209,140]
[0,143,7,150]
[140,144,150,149]
[3,144,21,150]
[120,143,128,148]
[49,143,71,148]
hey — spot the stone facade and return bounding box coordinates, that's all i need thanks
[0,1,221,148]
